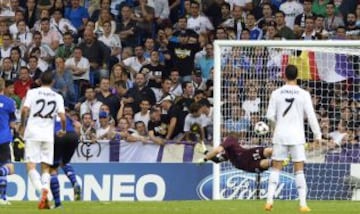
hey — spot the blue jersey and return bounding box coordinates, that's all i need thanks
[0,95,15,144]
[54,115,75,133]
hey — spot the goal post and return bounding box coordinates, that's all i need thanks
[212,40,360,200]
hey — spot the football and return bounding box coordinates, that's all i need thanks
[254,121,269,135]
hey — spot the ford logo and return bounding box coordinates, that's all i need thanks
[197,170,297,200]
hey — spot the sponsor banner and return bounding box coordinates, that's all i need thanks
[7,163,212,201]
[7,163,352,201]
[197,163,352,200]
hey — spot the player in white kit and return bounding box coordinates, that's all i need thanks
[265,65,321,212]
[19,70,66,209]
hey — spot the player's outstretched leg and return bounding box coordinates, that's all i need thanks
[0,165,12,205]
[0,176,10,205]
[62,164,81,201]
[50,172,62,208]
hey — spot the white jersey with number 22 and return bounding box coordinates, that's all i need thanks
[23,87,65,142]
[266,84,321,145]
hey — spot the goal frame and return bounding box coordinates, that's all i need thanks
[213,40,360,200]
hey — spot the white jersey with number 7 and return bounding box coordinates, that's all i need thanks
[266,84,321,145]
[23,87,65,142]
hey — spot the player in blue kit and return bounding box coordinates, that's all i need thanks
[50,113,82,208]
[0,78,16,205]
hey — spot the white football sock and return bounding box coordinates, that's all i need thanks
[41,172,51,191]
[295,170,307,207]
[266,168,280,205]
[28,169,43,193]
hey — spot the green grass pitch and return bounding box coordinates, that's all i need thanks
[1,200,360,214]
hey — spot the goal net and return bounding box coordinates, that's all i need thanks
[212,40,360,200]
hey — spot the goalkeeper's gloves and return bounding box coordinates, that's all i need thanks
[197,158,207,165]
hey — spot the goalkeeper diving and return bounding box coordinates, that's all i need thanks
[197,135,273,173]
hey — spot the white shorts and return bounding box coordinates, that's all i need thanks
[272,144,306,162]
[24,140,54,165]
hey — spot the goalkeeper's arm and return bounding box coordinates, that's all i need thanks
[201,145,226,163]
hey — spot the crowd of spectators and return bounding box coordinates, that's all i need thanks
[0,0,359,162]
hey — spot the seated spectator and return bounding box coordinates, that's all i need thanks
[183,102,207,142]
[27,56,43,88]
[223,105,250,139]
[32,9,50,32]
[140,51,167,88]
[151,78,172,103]
[29,47,49,72]
[245,13,263,40]
[191,69,206,91]
[117,5,138,48]
[80,86,103,124]
[300,16,322,40]
[64,0,89,32]
[24,0,38,29]
[134,98,151,129]
[198,98,213,141]
[132,120,152,143]
[56,32,76,60]
[127,72,156,113]
[10,47,27,74]
[0,57,17,80]
[96,77,120,121]
[78,30,110,86]
[167,30,201,82]
[256,3,275,32]
[90,0,113,22]
[50,8,78,43]
[79,112,97,142]
[14,66,33,100]
[187,1,214,34]
[328,120,349,149]
[279,0,303,30]
[40,17,60,51]
[96,111,114,140]
[324,2,344,35]
[53,57,76,107]
[149,0,170,25]
[95,9,117,36]
[159,94,185,141]
[98,20,122,67]
[132,0,156,42]
[274,10,296,39]
[14,20,32,48]
[110,64,133,91]
[175,81,194,113]
[65,47,90,99]
[122,45,149,81]
[27,31,56,64]
[314,15,329,39]
[147,106,166,145]
[169,69,182,97]
[0,34,13,60]
[242,86,261,117]
[113,117,142,142]
[196,43,214,81]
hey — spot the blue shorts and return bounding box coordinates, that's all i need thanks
[51,132,79,168]
[0,143,11,164]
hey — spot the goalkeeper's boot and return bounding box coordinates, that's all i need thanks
[38,188,50,209]
[264,203,273,211]
[299,206,311,212]
[74,184,81,201]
